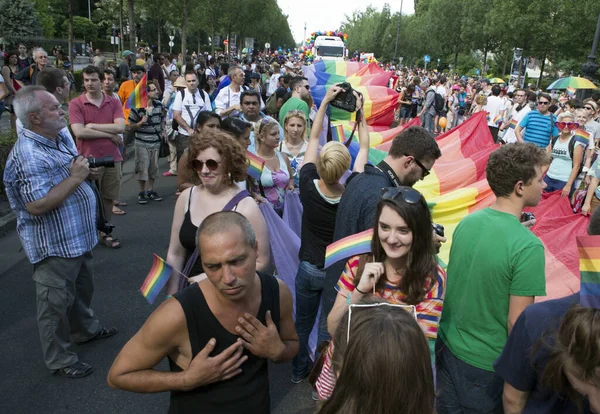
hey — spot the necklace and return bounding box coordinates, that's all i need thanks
[286,141,305,149]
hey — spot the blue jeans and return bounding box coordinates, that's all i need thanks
[423,112,435,133]
[435,338,503,414]
[543,175,568,193]
[292,261,328,377]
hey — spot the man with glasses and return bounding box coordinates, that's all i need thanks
[214,66,252,118]
[15,47,48,86]
[515,93,558,148]
[237,89,283,153]
[321,126,441,345]
[500,89,531,144]
[279,76,310,127]
[128,84,165,204]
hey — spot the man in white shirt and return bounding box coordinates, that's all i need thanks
[483,85,506,144]
[161,56,177,92]
[172,71,211,159]
[214,66,264,118]
[500,89,531,144]
[267,63,282,97]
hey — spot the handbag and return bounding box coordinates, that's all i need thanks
[159,139,170,158]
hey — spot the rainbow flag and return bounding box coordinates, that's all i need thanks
[493,114,503,125]
[574,128,590,145]
[140,254,173,304]
[566,86,576,96]
[324,229,373,269]
[508,119,518,129]
[331,124,346,143]
[578,236,600,309]
[125,73,148,109]
[247,151,265,180]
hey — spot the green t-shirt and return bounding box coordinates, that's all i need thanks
[279,97,309,128]
[438,208,546,371]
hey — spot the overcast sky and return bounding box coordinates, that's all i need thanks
[277,0,416,44]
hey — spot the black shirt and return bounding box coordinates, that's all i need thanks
[168,273,280,414]
[298,163,341,268]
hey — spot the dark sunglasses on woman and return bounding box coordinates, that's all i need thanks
[191,159,221,171]
[380,187,423,204]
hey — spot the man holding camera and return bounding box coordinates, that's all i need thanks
[70,65,126,249]
[3,86,118,379]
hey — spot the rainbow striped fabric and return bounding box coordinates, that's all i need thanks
[574,128,591,146]
[566,86,576,96]
[324,229,373,269]
[140,254,173,304]
[125,73,148,109]
[493,114,503,125]
[246,151,265,180]
[578,236,600,309]
[508,119,518,129]
[330,124,347,143]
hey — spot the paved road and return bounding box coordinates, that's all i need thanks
[0,156,317,413]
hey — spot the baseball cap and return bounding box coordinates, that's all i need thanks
[122,50,134,57]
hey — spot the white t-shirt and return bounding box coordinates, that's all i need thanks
[172,89,211,136]
[483,95,505,127]
[162,63,177,91]
[502,104,531,144]
[267,73,281,96]
[436,85,447,98]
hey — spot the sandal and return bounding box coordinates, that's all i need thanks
[77,326,118,344]
[99,234,121,249]
[112,206,126,215]
[53,361,93,379]
[113,201,127,207]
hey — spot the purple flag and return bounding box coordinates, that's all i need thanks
[283,190,303,238]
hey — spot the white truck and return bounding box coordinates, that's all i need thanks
[312,36,346,61]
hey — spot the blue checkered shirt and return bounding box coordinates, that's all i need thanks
[3,128,98,263]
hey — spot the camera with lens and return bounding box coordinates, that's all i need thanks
[87,156,115,168]
[432,223,445,238]
[331,82,358,112]
[521,212,535,223]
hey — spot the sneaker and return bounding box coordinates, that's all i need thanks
[291,373,306,384]
[138,192,148,204]
[163,171,177,177]
[146,191,163,201]
[311,389,319,401]
[53,361,93,379]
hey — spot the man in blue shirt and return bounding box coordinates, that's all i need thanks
[515,93,559,148]
[3,86,117,379]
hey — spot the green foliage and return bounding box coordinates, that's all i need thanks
[62,16,98,40]
[0,0,41,41]
[0,130,18,199]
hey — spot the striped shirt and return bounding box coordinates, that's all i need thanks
[3,128,98,263]
[128,99,164,148]
[335,255,447,339]
[520,110,559,148]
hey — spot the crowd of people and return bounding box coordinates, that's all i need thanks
[3,43,600,413]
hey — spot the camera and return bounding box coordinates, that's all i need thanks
[87,156,115,168]
[432,223,445,238]
[521,212,535,222]
[331,82,358,112]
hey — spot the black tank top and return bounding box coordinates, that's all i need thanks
[178,188,251,277]
[168,272,280,414]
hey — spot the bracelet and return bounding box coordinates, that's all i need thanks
[355,286,369,294]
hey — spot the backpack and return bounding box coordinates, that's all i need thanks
[265,93,278,115]
[426,89,445,112]
[551,135,582,174]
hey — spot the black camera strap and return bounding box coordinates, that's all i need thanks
[375,160,402,187]
[343,109,362,149]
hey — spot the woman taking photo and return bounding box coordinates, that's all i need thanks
[279,110,308,186]
[292,84,369,384]
[166,130,270,294]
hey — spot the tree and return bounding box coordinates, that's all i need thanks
[127,0,136,51]
[0,0,41,42]
[62,16,98,40]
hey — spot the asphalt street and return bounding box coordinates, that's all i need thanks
[0,156,317,413]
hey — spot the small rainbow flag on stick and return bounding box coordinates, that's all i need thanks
[493,114,503,125]
[566,86,576,96]
[125,73,148,109]
[574,128,590,146]
[324,229,373,269]
[331,124,346,143]
[247,151,265,180]
[140,254,173,304]
[508,119,518,129]
[577,236,600,309]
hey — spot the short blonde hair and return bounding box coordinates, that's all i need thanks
[317,142,352,184]
[557,111,575,122]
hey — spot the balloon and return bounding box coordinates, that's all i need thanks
[439,117,447,129]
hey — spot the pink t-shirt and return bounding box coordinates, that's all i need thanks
[69,93,125,161]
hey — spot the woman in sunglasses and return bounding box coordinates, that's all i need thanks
[165,130,270,294]
[317,187,446,399]
[253,118,295,215]
[544,112,585,198]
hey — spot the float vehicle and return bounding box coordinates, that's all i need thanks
[312,36,346,61]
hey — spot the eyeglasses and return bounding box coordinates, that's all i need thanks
[381,186,423,204]
[347,303,417,344]
[191,159,221,171]
[303,85,310,90]
[403,153,431,178]
[538,101,550,105]
[555,121,580,130]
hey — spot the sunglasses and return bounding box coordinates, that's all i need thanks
[403,153,431,177]
[302,85,310,90]
[585,106,595,111]
[347,303,417,344]
[538,101,550,105]
[381,186,423,204]
[191,159,221,171]
[555,121,580,130]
